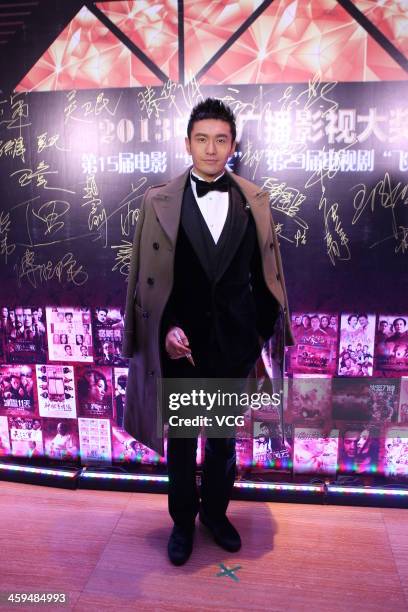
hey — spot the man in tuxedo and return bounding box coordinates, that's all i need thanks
[122,99,293,565]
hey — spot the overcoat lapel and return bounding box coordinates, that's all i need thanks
[151,170,188,248]
[229,173,271,252]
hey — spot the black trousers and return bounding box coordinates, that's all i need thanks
[161,342,257,530]
[167,435,236,529]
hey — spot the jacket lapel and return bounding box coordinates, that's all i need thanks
[215,184,248,283]
[151,168,271,256]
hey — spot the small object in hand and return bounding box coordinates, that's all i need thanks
[174,330,195,366]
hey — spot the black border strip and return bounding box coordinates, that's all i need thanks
[178,0,184,86]
[337,0,408,74]
[87,1,168,84]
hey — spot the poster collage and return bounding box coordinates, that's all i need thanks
[0,307,407,478]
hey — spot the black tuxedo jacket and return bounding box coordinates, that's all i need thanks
[161,177,280,378]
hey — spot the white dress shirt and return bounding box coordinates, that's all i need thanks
[190,170,229,244]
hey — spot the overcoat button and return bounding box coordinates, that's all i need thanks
[269,242,274,249]
[147,277,154,286]
[153,242,159,250]
[276,273,281,281]
[142,311,149,319]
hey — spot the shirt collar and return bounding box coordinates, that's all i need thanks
[190,169,226,184]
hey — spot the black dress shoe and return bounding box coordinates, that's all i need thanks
[167,525,194,566]
[199,509,241,552]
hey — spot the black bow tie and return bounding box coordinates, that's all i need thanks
[191,172,230,198]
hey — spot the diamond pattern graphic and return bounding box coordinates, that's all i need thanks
[13,0,408,91]
[201,0,408,84]
[16,5,161,92]
[353,0,408,59]
[184,0,265,80]
[97,0,179,81]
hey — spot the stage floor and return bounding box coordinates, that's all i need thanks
[0,481,407,611]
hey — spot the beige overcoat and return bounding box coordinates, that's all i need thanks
[122,169,294,455]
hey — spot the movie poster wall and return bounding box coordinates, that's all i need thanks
[0,4,407,477]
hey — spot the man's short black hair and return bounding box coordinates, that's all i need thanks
[187,98,236,142]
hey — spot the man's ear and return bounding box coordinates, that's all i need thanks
[185,136,191,155]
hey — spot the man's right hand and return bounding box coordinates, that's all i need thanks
[165,326,192,360]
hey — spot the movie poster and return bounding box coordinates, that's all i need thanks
[0,415,11,456]
[42,418,79,461]
[111,424,166,464]
[0,309,6,363]
[374,315,408,376]
[46,307,93,362]
[332,379,399,422]
[293,427,339,475]
[0,365,36,416]
[380,427,408,477]
[252,421,293,468]
[76,365,113,419]
[337,423,381,474]
[235,413,253,468]
[2,306,47,363]
[287,375,332,427]
[36,365,77,419]
[92,307,127,366]
[113,367,128,429]
[398,378,408,424]
[78,417,112,464]
[287,313,338,375]
[9,416,43,457]
[368,381,400,423]
[337,313,375,376]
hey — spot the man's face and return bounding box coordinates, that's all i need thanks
[311,317,320,330]
[395,319,406,333]
[295,316,302,326]
[380,321,388,332]
[23,308,32,328]
[358,316,368,328]
[15,308,23,328]
[343,431,360,458]
[1,307,8,318]
[97,310,107,323]
[10,376,19,390]
[65,346,72,356]
[185,119,236,181]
